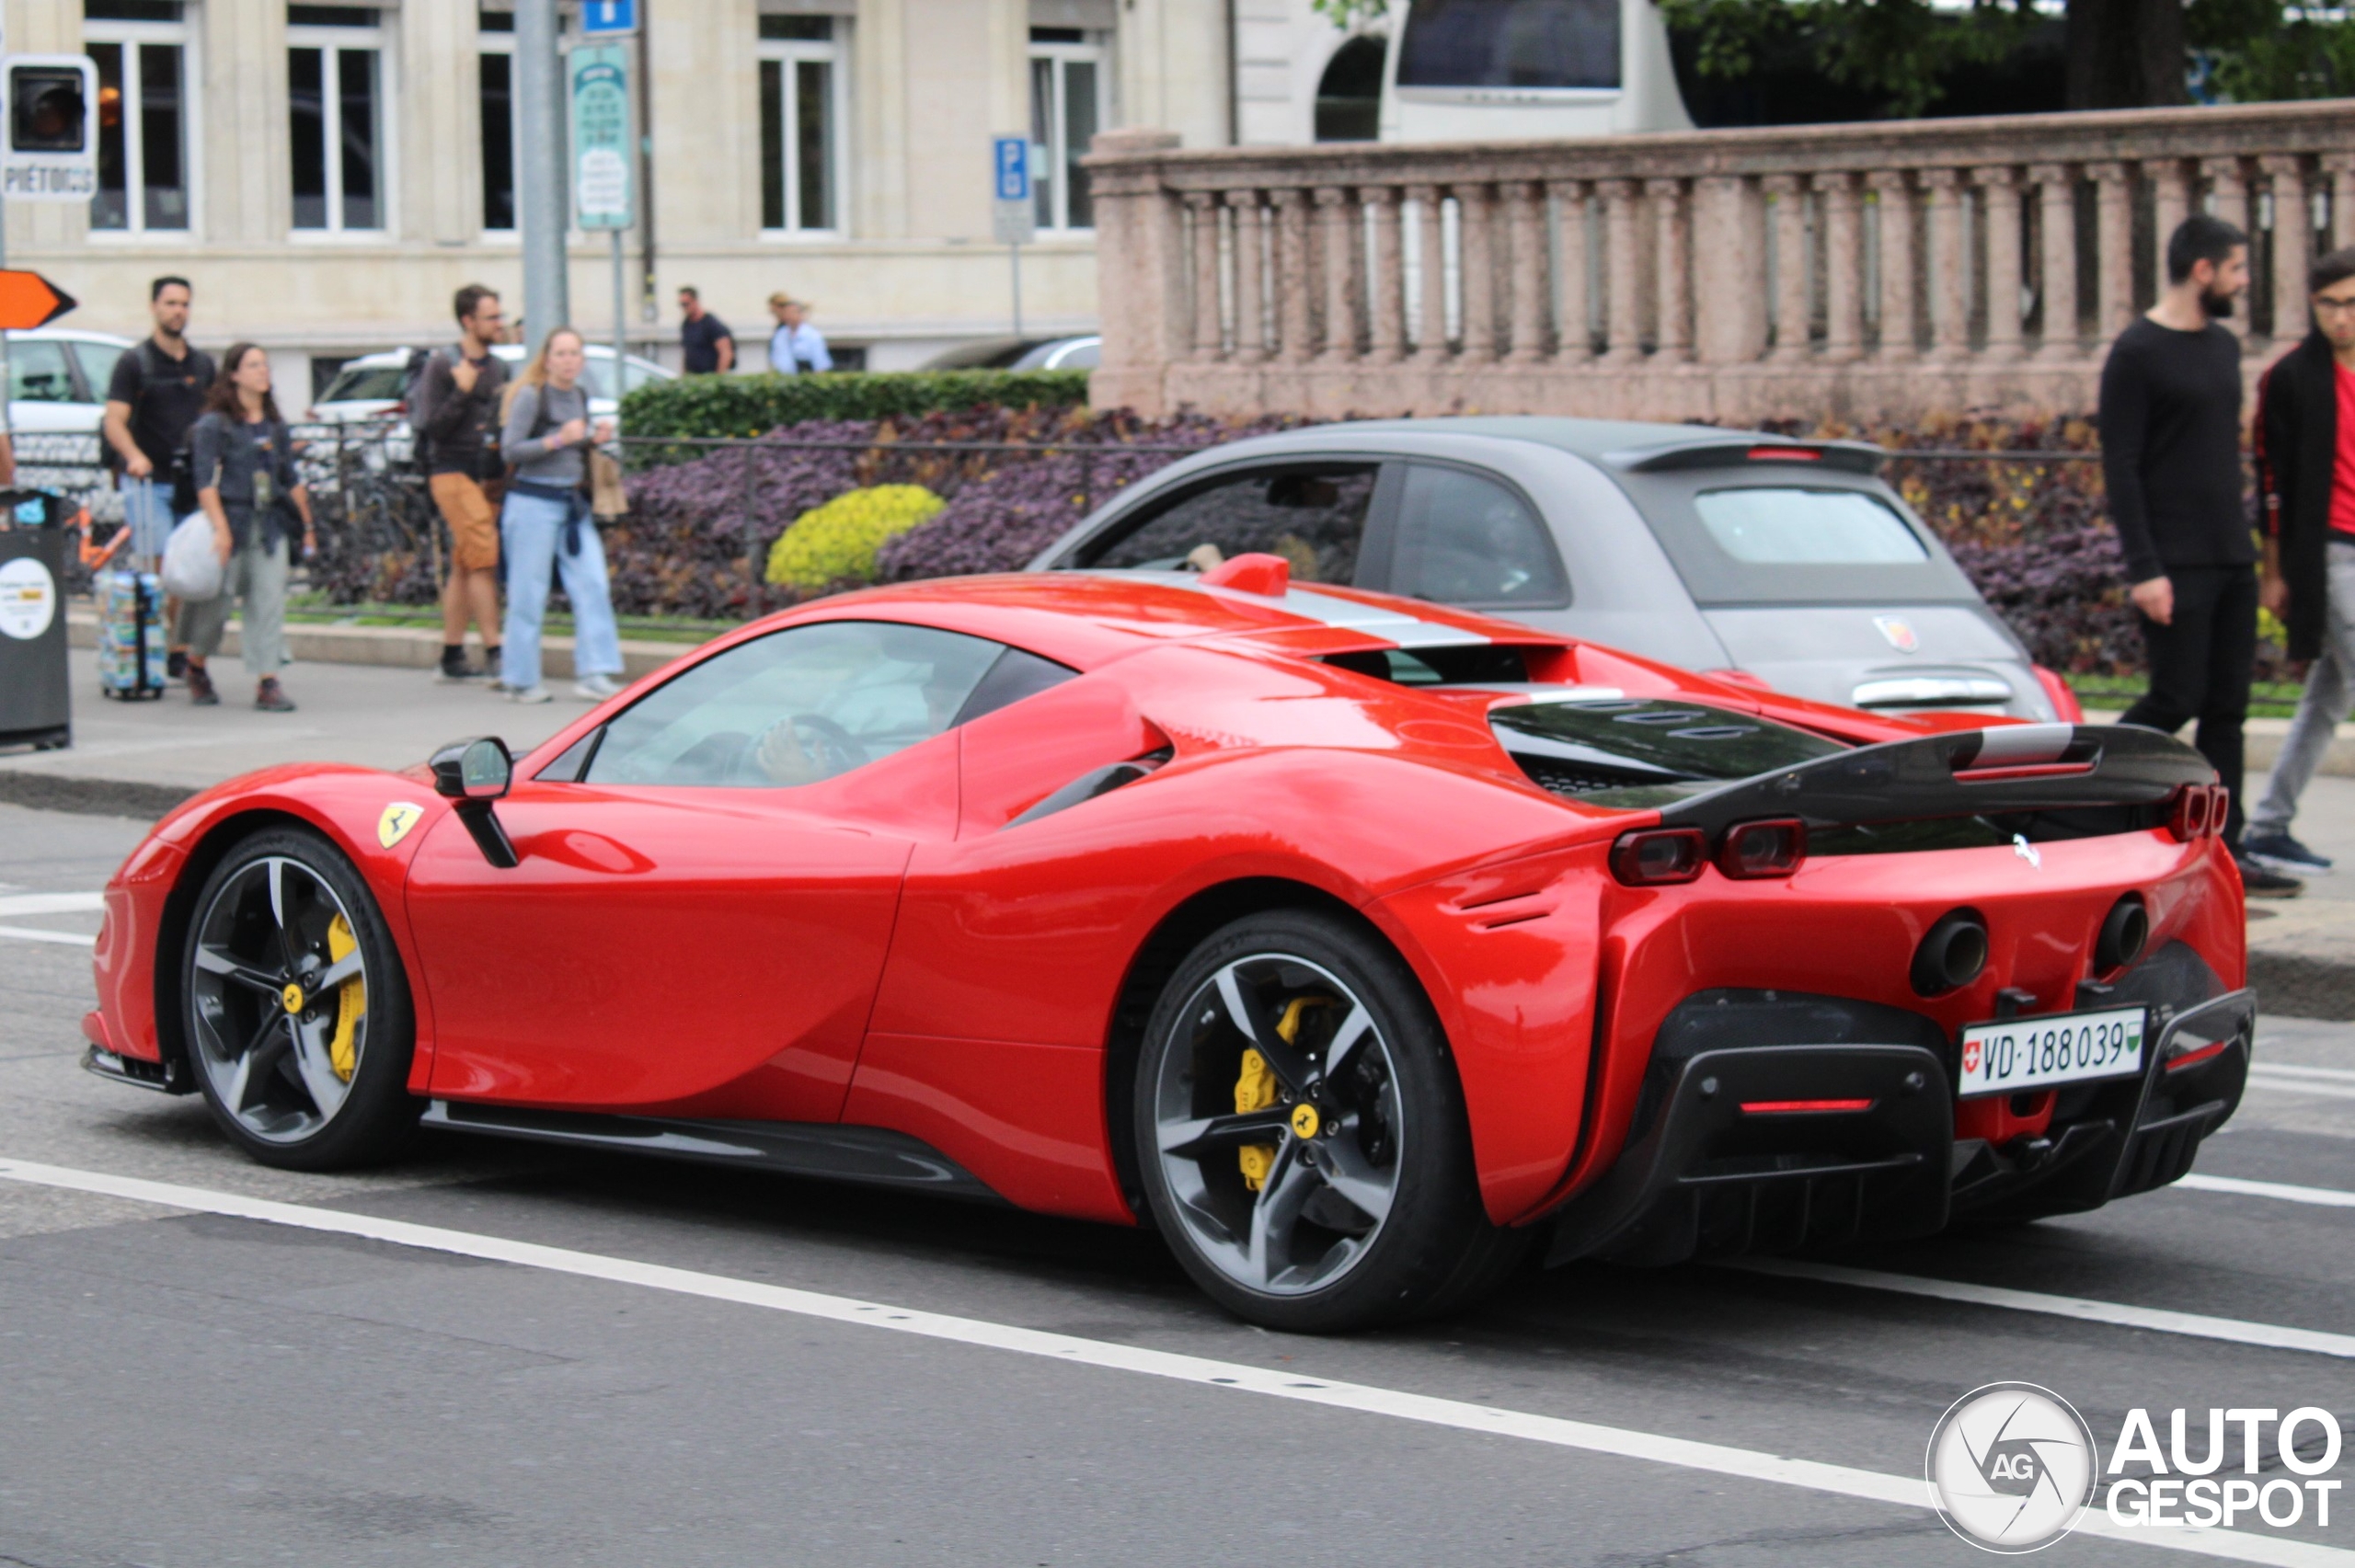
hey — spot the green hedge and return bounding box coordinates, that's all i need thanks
[617,369,1091,441]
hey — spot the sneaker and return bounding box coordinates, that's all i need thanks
[254,678,296,713]
[509,683,553,704]
[166,648,188,681]
[185,665,219,706]
[2234,853,2304,899]
[573,672,622,700]
[2242,831,2333,876]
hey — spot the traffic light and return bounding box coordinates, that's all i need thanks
[9,64,88,153]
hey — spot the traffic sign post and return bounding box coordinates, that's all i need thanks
[571,45,635,414]
[991,135,1035,338]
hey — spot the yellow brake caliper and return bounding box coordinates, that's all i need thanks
[1235,997,1325,1192]
[325,914,365,1082]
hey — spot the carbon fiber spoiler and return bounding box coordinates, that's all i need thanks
[1655,723,2212,835]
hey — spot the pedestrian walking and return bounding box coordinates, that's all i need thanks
[677,287,734,374]
[101,276,214,676]
[498,327,625,705]
[2099,213,2301,897]
[408,284,508,684]
[2246,246,2355,876]
[765,293,833,374]
[178,343,313,713]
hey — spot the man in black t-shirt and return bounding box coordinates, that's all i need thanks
[2098,215,2298,897]
[677,286,734,374]
[103,276,216,677]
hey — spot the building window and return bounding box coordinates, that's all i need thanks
[1028,28,1103,233]
[287,6,386,233]
[86,0,192,234]
[757,16,842,235]
[479,9,516,234]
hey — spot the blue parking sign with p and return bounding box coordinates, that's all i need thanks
[581,0,636,35]
[994,136,1029,202]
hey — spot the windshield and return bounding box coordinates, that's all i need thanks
[1490,696,1844,806]
[1396,0,1621,90]
[319,364,407,404]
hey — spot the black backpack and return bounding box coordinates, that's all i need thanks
[399,347,440,470]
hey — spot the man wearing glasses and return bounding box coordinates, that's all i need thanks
[2247,247,2355,876]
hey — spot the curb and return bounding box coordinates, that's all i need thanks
[0,772,195,821]
[65,609,690,681]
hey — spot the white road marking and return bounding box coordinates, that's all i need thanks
[0,925,96,948]
[1734,1257,2355,1360]
[0,892,105,916]
[2254,1063,2355,1084]
[2177,1173,2355,1209]
[2245,1070,2355,1103]
[0,1156,2341,1567]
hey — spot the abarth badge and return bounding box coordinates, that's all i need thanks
[378,802,426,849]
[1873,615,1920,654]
[2013,834,2040,868]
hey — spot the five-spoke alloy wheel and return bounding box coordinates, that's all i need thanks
[183,828,420,1169]
[1134,910,1523,1332]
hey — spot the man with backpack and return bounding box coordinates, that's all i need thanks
[408,284,509,683]
[102,276,214,680]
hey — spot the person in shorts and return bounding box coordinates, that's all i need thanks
[410,285,509,683]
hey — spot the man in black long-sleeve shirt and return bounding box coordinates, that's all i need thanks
[2099,213,2299,896]
[411,284,510,683]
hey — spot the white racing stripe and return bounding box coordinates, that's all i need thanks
[0,925,96,948]
[1734,1257,2355,1360]
[0,1156,2343,1566]
[2177,1173,2355,1209]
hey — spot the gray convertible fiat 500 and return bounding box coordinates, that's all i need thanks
[1028,417,2076,722]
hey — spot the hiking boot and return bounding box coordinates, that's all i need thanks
[2234,853,2303,899]
[186,664,219,706]
[2242,831,2333,876]
[254,677,296,713]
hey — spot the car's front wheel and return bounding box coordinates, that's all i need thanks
[1133,910,1524,1332]
[182,826,421,1170]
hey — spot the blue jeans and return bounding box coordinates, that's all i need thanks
[500,488,620,692]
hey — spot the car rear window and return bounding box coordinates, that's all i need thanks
[1489,696,1843,805]
[1693,487,1928,565]
[319,364,407,404]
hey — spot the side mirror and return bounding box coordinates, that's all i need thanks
[429,736,519,868]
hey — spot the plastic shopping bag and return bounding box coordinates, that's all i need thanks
[160,511,224,601]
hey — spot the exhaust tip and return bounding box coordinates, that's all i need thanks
[2096,894,2149,973]
[1912,909,1989,997]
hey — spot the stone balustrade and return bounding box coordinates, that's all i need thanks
[1085,102,2355,423]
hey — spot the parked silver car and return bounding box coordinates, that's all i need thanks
[1028,417,2073,721]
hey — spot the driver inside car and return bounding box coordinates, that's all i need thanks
[747,649,977,786]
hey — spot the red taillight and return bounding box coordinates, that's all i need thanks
[1610,827,1706,886]
[1717,817,1807,879]
[1746,445,1821,462]
[1740,1098,1874,1115]
[2168,783,2224,842]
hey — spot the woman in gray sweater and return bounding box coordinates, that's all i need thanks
[498,326,623,704]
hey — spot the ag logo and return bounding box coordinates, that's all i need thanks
[1926,1382,2096,1552]
[377,802,426,849]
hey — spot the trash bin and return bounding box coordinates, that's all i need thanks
[0,492,72,750]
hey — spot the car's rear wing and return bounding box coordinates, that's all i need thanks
[1652,723,2213,835]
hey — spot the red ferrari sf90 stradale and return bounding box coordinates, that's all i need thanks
[82,560,2249,1331]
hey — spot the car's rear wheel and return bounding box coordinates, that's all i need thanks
[183,827,420,1170]
[1133,910,1524,1332]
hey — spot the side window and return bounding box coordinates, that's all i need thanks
[10,342,79,405]
[72,343,126,403]
[1077,463,1378,586]
[583,621,1007,788]
[1389,464,1568,608]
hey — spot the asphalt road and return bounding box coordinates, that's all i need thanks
[4,797,2353,1568]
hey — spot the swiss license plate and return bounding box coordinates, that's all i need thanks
[1957,1006,2148,1098]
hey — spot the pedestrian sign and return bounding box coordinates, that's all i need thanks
[580,0,637,37]
[569,47,631,230]
[993,135,1029,203]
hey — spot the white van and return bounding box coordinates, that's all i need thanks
[1380,0,1693,142]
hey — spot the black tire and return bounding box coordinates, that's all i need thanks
[1132,909,1520,1332]
[181,826,421,1170]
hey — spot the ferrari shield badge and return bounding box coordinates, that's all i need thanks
[1873,614,1920,654]
[377,802,426,849]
